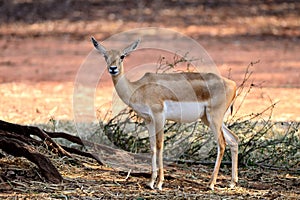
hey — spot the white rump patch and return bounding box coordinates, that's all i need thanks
[163,101,207,123]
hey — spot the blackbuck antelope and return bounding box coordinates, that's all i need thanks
[91,37,239,190]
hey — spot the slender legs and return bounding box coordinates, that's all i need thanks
[146,122,157,189]
[204,109,239,190]
[146,113,165,190]
[222,124,239,187]
[146,112,238,190]
[208,123,226,190]
[156,128,164,190]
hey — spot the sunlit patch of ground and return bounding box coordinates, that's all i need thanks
[0,82,299,125]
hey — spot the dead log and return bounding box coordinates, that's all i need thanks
[0,120,72,158]
[0,120,105,165]
[46,131,84,145]
[0,119,154,183]
[0,120,105,183]
[60,145,104,165]
[0,133,62,183]
[46,129,150,166]
[0,120,103,179]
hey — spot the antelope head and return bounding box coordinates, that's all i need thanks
[91,37,140,76]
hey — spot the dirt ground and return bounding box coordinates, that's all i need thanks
[0,36,299,124]
[0,155,299,199]
[0,0,299,199]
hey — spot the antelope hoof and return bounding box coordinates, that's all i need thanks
[208,183,215,190]
[229,181,237,189]
[157,181,163,191]
[208,179,215,190]
[148,181,155,190]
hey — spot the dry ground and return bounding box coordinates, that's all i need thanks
[0,0,299,199]
[0,155,299,199]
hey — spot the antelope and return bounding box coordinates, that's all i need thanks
[91,37,239,190]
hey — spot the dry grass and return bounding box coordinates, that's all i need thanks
[1,150,299,199]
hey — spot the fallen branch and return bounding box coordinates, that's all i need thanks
[0,119,154,183]
[0,120,72,158]
[0,133,62,183]
[0,120,105,183]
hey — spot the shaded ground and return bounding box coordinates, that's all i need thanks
[0,0,299,199]
[0,155,299,199]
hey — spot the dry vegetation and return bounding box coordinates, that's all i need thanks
[1,153,299,199]
[0,0,300,199]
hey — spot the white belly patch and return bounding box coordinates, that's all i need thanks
[163,101,206,123]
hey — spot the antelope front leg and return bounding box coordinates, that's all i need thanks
[156,126,164,190]
[147,123,157,189]
[153,113,165,190]
[147,114,165,190]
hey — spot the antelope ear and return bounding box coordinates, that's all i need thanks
[123,39,141,56]
[91,37,107,57]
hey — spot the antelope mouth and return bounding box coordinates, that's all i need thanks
[109,66,119,75]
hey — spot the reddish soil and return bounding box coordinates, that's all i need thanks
[0,0,299,124]
[0,36,299,124]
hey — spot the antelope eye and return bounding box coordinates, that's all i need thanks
[120,55,125,60]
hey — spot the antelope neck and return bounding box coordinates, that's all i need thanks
[112,73,134,105]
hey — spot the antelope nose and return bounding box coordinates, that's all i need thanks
[109,66,119,75]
